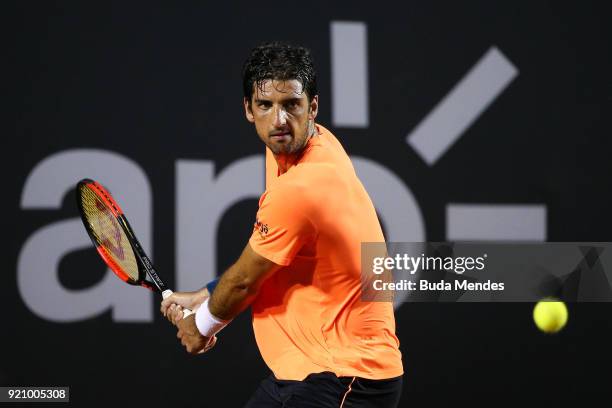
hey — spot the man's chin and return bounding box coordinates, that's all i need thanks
[268,143,293,155]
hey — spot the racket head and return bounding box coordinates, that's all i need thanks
[76,178,150,289]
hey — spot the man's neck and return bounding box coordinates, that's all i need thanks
[274,139,309,174]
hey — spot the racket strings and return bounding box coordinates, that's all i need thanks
[79,185,139,281]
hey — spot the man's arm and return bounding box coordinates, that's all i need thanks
[160,242,281,354]
[208,242,282,320]
[160,242,280,319]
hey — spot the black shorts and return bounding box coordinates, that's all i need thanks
[244,371,403,408]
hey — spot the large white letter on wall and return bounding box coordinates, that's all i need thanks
[176,156,264,291]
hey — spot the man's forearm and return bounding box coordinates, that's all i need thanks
[205,243,280,321]
[207,262,259,321]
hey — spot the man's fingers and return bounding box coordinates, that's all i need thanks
[165,304,177,323]
[175,320,216,355]
[172,306,184,325]
[160,295,177,316]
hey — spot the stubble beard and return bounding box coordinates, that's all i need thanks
[268,120,314,155]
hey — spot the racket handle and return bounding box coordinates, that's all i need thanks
[162,289,194,319]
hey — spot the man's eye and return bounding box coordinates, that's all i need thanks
[258,102,271,109]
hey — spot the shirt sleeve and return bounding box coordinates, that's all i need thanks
[248,185,316,266]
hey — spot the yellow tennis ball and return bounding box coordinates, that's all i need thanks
[533,298,568,333]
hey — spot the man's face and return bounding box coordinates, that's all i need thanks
[244,79,318,155]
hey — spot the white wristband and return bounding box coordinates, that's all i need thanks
[195,298,229,337]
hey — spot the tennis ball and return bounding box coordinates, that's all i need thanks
[533,298,568,334]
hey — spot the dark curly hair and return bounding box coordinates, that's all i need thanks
[242,42,318,104]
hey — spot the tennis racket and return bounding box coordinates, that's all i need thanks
[76,178,194,319]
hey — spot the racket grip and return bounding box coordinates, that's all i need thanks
[162,289,194,319]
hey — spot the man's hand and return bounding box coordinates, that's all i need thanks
[160,288,209,325]
[176,314,217,355]
[161,289,217,354]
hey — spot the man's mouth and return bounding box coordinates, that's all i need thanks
[270,132,291,142]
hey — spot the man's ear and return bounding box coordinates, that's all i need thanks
[244,97,255,123]
[308,95,319,120]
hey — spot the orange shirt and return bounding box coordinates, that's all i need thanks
[249,124,403,381]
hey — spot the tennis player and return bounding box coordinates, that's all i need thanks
[161,42,403,407]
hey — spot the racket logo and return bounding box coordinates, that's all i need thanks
[142,258,163,287]
[95,199,125,260]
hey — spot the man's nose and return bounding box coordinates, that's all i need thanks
[273,106,288,128]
